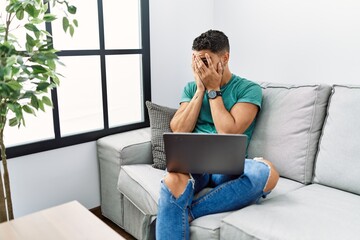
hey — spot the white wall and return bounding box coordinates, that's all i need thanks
[7,142,100,217]
[150,0,215,107]
[214,0,360,85]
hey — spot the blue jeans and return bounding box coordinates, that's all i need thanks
[156,159,271,240]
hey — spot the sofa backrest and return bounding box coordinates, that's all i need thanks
[248,83,332,184]
[313,85,360,195]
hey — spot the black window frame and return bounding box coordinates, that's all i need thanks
[7,0,151,158]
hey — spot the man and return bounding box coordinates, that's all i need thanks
[156,30,279,240]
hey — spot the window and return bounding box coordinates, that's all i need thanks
[6,0,150,158]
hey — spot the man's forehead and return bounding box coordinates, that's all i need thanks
[193,50,216,57]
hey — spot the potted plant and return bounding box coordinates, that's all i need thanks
[0,0,77,222]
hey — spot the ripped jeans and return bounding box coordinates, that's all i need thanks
[156,159,271,240]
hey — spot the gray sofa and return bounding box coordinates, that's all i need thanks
[97,83,360,240]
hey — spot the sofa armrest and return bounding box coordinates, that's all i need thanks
[97,127,152,166]
[97,127,152,227]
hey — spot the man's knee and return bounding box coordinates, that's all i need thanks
[259,159,279,192]
[164,172,191,198]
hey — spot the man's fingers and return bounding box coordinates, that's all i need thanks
[217,62,223,75]
[205,53,213,68]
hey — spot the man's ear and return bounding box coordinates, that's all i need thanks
[222,52,230,66]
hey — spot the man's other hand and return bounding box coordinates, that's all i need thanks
[194,53,223,91]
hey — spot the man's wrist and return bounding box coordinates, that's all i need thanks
[207,88,220,93]
[207,89,222,99]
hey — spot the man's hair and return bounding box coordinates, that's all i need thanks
[192,30,230,53]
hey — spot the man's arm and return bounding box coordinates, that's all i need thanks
[170,90,204,132]
[209,98,259,134]
[170,54,206,133]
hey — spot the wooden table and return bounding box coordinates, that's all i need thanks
[0,201,125,240]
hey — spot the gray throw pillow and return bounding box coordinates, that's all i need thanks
[247,83,332,184]
[145,101,177,170]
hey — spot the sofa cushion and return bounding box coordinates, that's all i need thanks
[221,184,360,240]
[248,83,331,184]
[190,212,232,240]
[190,177,303,239]
[145,101,177,170]
[314,85,360,195]
[259,176,304,201]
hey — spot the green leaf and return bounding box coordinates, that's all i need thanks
[67,5,77,14]
[32,65,47,74]
[43,14,57,22]
[17,56,24,65]
[7,81,22,91]
[20,91,34,100]
[3,67,12,80]
[16,9,24,20]
[9,117,18,127]
[69,25,74,37]
[11,67,20,76]
[47,59,56,70]
[25,5,36,18]
[73,19,78,27]
[51,75,60,85]
[25,42,33,53]
[5,2,22,13]
[23,105,36,115]
[26,33,36,46]
[7,103,17,112]
[36,82,51,91]
[30,18,44,24]
[31,95,39,110]
[6,55,17,67]
[38,99,45,111]
[17,77,28,83]
[34,30,41,39]
[24,24,39,33]
[62,17,69,33]
[42,96,53,107]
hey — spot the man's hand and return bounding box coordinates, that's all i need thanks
[194,53,223,91]
[192,54,205,92]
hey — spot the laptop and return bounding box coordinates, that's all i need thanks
[163,132,248,175]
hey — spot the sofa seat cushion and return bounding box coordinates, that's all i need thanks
[260,176,304,201]
[248,83,332,184]
[220,184,360,240]
[118,164,164,215]
[190,212,232,240]
[189,177,303,239]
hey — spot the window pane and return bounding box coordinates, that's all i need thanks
[103,0,141,49]
[6,99,54,147]
[106,55,143,128]
[57,56,103,136]
[51,0,99,50]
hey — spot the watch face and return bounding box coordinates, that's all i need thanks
[208,90,217,99]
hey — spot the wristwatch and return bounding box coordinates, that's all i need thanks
[207,90,222,99]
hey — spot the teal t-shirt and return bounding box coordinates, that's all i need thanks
[180,74,262,148]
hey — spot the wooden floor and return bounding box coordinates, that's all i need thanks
[90,207,136,240]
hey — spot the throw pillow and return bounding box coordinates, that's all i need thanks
[145,101,177,170]
[247,83,332,184]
